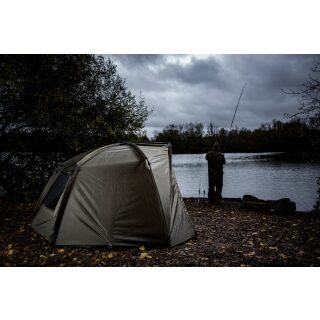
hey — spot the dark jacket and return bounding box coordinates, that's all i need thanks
[205,151,226,176]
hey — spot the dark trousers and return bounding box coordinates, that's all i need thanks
[208,174,223,203]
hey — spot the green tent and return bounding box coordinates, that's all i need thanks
[32,143,195,247]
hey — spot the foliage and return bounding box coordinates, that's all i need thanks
[155,122,204,153]
[153,119,319,157]
[0,55,151,202]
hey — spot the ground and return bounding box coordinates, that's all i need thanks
[1,199,320,267]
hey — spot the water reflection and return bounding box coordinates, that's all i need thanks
[172,153,320,211]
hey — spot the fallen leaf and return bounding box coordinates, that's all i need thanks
[8,249,13,255]
[244,251,256,257]
[279,253,288,259]
[248,240,254,246]
[218,247,225,254]
[139,252,148,259]
[139,246,145,251]
[7,244,12,249]
[57,248,65,253]
[107,253,113,258]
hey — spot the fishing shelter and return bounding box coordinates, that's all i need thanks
[32,143,195,247]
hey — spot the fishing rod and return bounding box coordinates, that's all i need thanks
[200,84,246,205]
[224,83,247,152]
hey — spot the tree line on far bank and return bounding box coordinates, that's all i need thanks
[153,119,320,158]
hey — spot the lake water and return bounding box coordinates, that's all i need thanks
[172,153,320,211]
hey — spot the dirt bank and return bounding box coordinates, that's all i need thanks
[1,199,319,266]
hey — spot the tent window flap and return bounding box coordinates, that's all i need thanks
[43,172,70,211]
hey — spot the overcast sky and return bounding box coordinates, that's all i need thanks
[108,54,320,137]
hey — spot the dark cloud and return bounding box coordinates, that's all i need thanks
[110,54,165,69]
[107,54,320,136]
[158,56,225,88]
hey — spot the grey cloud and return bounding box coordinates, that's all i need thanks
[158,56,225,88]
[107,54,320,137]
[110,54,165,69]
[223,54,319,92]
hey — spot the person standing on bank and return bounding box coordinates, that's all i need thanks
[205,142,226,204]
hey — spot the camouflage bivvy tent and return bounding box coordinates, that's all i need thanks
[32,143,195,247]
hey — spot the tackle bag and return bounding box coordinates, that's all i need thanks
[240,194,296,214]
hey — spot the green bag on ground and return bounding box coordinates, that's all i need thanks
[240,195,296,214]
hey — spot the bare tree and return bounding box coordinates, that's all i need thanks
[282,62,320,126]
[282,61,320,212]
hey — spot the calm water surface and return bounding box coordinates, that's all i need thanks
[172,153,320,211]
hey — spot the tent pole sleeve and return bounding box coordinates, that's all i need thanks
[120,142,149,164]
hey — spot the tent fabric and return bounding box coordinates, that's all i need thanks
[32,143,196,247]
